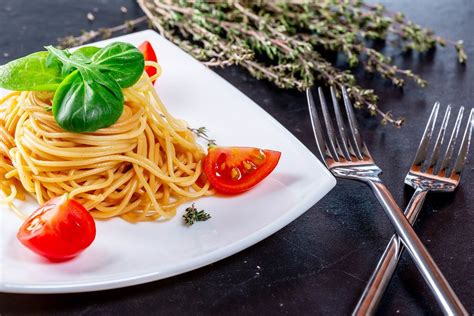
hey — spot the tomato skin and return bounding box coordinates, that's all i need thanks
[138,40,158,83]
[204,147,281,194]
[17,195,96,261]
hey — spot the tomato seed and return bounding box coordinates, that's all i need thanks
[231,167,242,180]
[243,160,256,171]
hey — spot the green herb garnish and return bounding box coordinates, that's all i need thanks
[189,126,217,147]
[183,203,211,226]
[60,2,467,127]
[0,42,144,133]
[0,52,64,91]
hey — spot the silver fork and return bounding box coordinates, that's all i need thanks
[354,103,473,315]
[306,86,467,315]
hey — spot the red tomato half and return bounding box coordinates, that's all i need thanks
[138,40,158,83]
[204,147,281,194]
[17,195,96,261]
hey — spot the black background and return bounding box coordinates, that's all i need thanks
[1,0,473,315]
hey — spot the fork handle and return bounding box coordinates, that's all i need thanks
[366,181,467,316]
[353,187,428,315]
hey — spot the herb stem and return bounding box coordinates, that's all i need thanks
[58,16,148,48]
[59,1,467,126]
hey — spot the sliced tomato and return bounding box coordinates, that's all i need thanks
[17,195,96,261]
[138,40,158,83]
[204,146,281,194]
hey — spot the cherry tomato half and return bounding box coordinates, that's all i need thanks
[138,40,158,83]
[17,195,96,261]
[204,147,281,194]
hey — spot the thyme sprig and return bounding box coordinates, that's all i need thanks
[58,16,149,48]
[59,1,467,126]
[183,203,211,226]
[189,126,217,147]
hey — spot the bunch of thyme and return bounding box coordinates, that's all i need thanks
[59,0,467,126]
[183,203,211,226]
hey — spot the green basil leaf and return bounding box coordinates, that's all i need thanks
[0,51,64,91]
[92,42,144,88]
[45,46,73,64]
[71,46,100,63]
[52,69,124,133]
[45,45,80,76]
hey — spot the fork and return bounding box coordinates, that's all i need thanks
[354,103,473,315]
[306,86,467,315]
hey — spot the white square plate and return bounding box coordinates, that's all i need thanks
[0,30,336,293]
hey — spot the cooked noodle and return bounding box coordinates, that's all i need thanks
[0,62,212,222]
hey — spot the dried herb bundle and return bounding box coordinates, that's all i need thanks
[59,0,467,126]
[183,203,211,225]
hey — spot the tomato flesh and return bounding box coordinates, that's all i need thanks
[204,147,281,194]
[138,40,158,83]
[17,195,96,261]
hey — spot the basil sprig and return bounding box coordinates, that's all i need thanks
[0,42,144,133]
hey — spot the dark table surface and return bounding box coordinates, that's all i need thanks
[1,0,473,315]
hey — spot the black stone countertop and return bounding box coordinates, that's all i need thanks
[1,0,473,315]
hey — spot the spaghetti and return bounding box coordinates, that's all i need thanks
[0,62,212,222]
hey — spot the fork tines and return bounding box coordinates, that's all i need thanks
[306,86,371,166]
[411,103,473,179]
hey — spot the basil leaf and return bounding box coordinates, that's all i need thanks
[71,46,100,63]
[0,52,64,91]
[45,46,73,64]
[45,46,80,76]
[52,69,124,133]
[92,42,144,88]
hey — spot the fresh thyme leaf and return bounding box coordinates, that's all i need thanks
[207,139,217,147]
[196,127,208,137]
[183,203,211,226]
[189,126,217,147]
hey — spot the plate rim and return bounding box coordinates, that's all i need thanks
[1,29,336,294]
[2,180,333,293]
